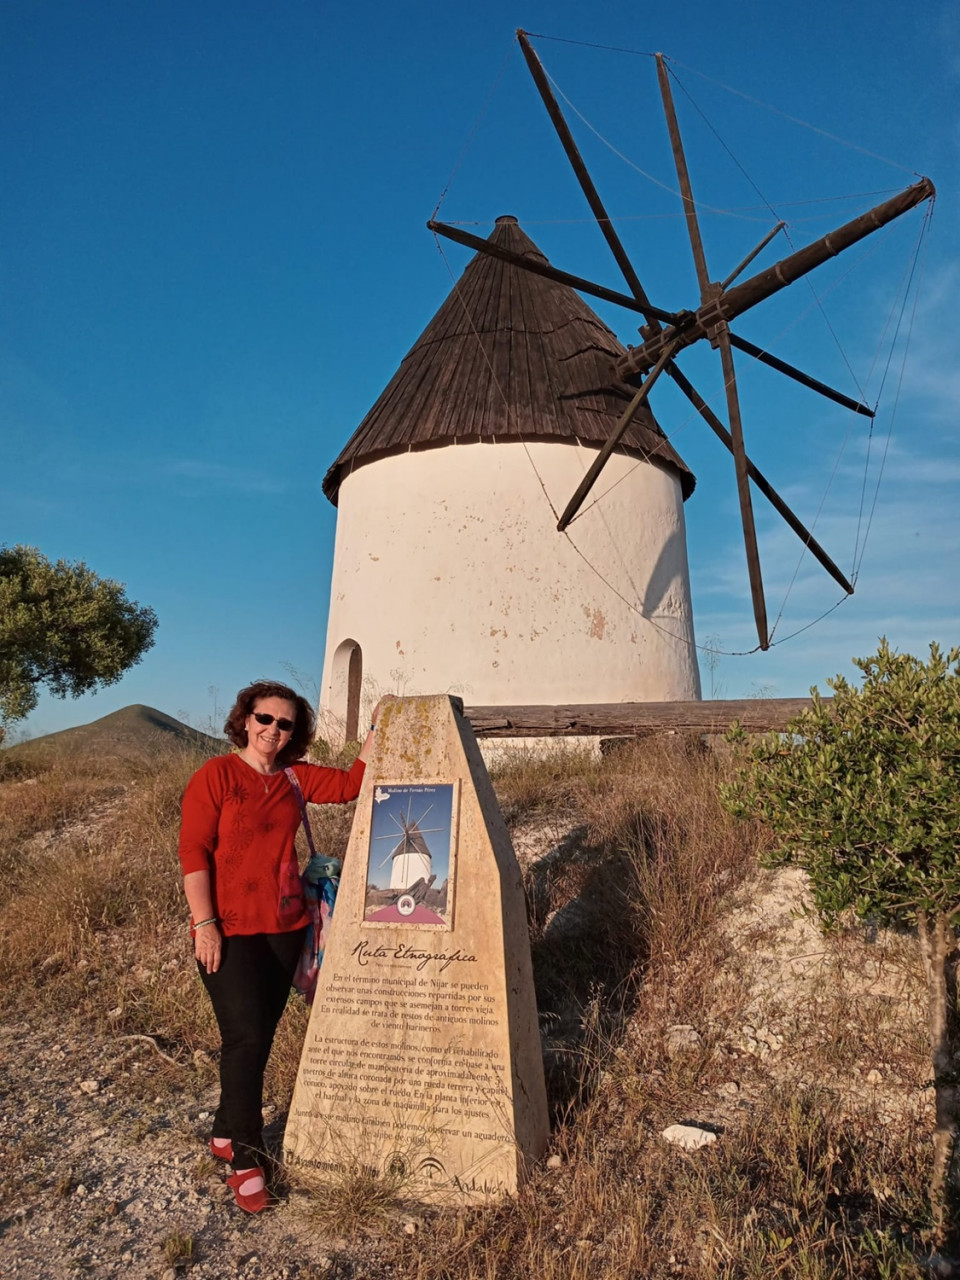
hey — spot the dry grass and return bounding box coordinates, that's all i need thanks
[0,1132,50,1205]
[496,739,768,1117]
[160,1228,195,1266]
[0,733,938,1275]
[0,744,219,1053]
[0,737,360,1081]
[382,1084,928,1278]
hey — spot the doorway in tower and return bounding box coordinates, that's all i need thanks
[330,639,363,743]
[363,782,460,929]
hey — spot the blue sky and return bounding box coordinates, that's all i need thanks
[3,0,957,736]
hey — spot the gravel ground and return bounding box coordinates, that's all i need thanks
[0,1017,390,1280]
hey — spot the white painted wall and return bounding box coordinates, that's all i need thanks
[319,439,700,737]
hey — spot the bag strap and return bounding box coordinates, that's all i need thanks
[283,767,318,858]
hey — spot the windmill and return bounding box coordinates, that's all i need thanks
[376,799,446,891]
[429,31,935,652]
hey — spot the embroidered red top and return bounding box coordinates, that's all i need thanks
[178,754,366,936]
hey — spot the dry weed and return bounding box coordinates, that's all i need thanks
[160,1228,195,1266]
[381,738,933,1277]
[0,732,937,1275]
[0,746,215,1044]
[386,1076,928,1279]
[0,1133,50,1208]
[290,1155,411,1236]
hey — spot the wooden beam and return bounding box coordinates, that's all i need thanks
[516,30,663,330]
[428,220,679,326]
[656,54,711,296]
[654,55,767,650]
[617,177,936,380]
[716,325,769,649]
[556,338,678,531]
[665,361,855,595]
[719,222,787,290]
[727,332,875,417]
[465,698,831,737]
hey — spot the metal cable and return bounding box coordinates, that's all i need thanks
[431,41,516,221]
[853,201,934,583]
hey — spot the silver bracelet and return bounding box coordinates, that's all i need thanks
[193,917,218,930]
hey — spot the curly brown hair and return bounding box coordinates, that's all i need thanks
[223,680,316,765]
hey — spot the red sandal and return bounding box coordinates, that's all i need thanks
[227,1166,270,1213]
[209,1137,234,1162]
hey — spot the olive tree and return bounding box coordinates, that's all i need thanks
[0,545,158,736]
[723,640,960,1244]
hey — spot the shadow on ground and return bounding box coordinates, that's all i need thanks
[525,822,650,1121]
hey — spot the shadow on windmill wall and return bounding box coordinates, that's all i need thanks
[637,523,684,621]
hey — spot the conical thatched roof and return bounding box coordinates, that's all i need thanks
[323,216,694,503]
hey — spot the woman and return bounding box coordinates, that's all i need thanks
[178,679,377,1213]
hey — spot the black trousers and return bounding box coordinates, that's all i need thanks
[198,929,305,1169]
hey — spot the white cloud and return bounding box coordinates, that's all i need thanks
[164,460,288,495]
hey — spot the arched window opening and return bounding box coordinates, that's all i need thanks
[330,639,363,743]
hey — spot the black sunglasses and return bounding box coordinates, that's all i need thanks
[251,711,296,732]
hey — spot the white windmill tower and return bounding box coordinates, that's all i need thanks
[318,214,701,742]
[376,799,444,892]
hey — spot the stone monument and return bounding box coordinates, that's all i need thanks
[284,694,549,1201]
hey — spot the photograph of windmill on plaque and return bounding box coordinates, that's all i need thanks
[363,782,459,928]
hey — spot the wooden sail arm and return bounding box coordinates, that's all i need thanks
[655,52,767,647]
[429,220,874,420]
[720,222,787,290]
[727,333,875,417]
[656,53,712,297]
[617,176,936,379]
[556,339,679,532]
[427,219,682,326]
[516,29,664,332]
[715,326,769,648]
[432,220,875,419]
[666,362,855,595]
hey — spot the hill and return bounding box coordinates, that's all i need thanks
[4,704,224,758]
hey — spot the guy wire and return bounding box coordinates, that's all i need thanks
[853,201,934,584]
[666,63,780,223]
[663,56,921,177]
[851,205,932,577]
[521,33,918,174]
[522,32,658,58]
[431,41,515,221]
[543,69,772,222]
[437,190,902,227]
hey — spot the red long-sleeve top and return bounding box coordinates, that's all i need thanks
[178,753,366,936]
